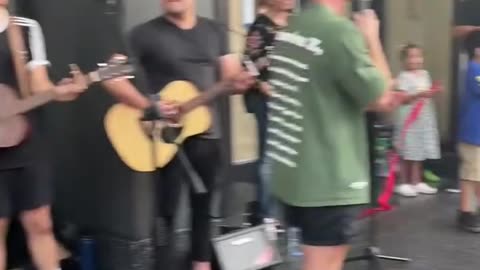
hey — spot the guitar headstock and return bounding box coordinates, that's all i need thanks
[90,57,134,83]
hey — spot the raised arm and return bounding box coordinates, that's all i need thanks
[453,1,480,40]
[19,17,84,100]
[215,22,256,95]
[335,11,401,113]
[101,28,151,110]
[454,25,480,39]
[101,61,151,110]
[216,22,243,81]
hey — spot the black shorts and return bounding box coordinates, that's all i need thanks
[284,204,361,246]
[0,162,52,218]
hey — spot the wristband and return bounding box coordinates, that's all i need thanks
[142,94,161,121]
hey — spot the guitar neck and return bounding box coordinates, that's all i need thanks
[86,70,102,84]
[180,81,231,115]
[1,61,133,119]
[10,71,97,117]
[10,72,95,117]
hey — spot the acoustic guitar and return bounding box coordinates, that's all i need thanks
[104,80,239,172]
[0,61,133,148]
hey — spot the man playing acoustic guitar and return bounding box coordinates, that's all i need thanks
[102,1,253,270]
[0,1,86,270]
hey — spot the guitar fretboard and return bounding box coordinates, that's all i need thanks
[180,81,231,114]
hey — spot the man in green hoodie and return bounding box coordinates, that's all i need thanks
[265,0,405,269]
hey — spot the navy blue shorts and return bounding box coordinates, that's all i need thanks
[284,204,361,246]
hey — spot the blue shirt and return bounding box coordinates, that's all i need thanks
[459,61,480,145]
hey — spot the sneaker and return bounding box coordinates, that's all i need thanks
[395,184,418,197]
[414,182,438,195]
[457,211,480,233]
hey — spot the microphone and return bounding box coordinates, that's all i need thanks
[358,0,372,10]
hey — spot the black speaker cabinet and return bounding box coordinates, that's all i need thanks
[212,225,282,270]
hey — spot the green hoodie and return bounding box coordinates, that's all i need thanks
[266,4,385,207]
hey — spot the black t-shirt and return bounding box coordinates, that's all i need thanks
[128,16,228,138]
[243,14,279,113]
[456,0,480,57]
[0,29,40,170]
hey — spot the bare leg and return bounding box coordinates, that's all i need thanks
[395,160,419,197]
[400,160,411,184]
[0,218,9,270]
[460,180,476,213]
[302,245,350,270]
[410,161,423,185]
[20,206,59,270]
[475,182,480,211]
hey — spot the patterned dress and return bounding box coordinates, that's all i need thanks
[395,70,441,161]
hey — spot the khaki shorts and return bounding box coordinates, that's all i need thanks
[459,143,480,182]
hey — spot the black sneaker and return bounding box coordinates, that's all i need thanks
[457,211,480,233]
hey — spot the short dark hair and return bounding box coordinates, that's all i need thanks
[400,43,422,60]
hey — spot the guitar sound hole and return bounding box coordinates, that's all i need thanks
[162,126,182,143]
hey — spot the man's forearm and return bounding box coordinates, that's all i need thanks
[364,37,397,112]
[102,79,150,110]
[454,25,479,39]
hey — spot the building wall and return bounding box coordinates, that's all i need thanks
[229,0,259,163]
[123,0,160,30]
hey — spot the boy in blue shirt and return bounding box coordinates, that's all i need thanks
[458,38,480,233]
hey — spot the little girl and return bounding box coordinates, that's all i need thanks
[394,44,441,197]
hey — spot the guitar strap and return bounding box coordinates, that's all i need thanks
[6,17,31,99]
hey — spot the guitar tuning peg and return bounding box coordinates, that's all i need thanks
[110,56,127,65]
[111,75,134,82]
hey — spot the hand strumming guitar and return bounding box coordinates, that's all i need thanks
[53,64,88,101]
[156,100,180,120]
[153,71,255,120]
[141,70,256,135]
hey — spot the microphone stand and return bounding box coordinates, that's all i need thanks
[345,1,411,269]
[146,118,207,270]
[345,117,411,269]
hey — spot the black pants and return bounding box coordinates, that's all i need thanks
[156,137,220,262]
[0,161,52,218]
